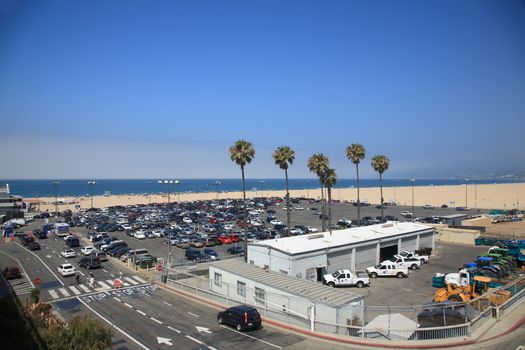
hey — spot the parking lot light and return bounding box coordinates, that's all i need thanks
[410,179,415,222]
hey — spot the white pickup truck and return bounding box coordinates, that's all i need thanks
[366,261,409,278]
[323,270,370,288]
[397,250,429,263]
[389,256,422,270]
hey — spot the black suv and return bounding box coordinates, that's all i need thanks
[217,305,261,331]
[78,257,101,269]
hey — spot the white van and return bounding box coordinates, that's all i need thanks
[120,249,149,262]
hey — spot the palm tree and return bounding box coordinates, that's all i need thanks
[272,146,295,236]
[346,143,366,226]
[322,168,337,235]
[371,154,390,222]
[307,153,329,232]
[229,140,255,262]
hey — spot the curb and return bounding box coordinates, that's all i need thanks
[156,281,525,349]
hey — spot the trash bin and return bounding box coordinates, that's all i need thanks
[432,273,445,288]
[475,237,485,246]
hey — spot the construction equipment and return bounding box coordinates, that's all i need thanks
[434,276,490,303]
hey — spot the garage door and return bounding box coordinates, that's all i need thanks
[380,241,398,261]
[327,249,352,273]
[355,244,377,270]
[419,231,434,250]
[400,236,418,251]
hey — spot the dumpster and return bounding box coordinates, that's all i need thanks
[432,273,445,288]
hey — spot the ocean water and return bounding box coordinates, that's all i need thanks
[1,178,523,198]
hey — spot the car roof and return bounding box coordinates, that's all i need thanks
[229,305,258,312]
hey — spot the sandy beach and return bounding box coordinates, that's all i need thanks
[31,182,525,213]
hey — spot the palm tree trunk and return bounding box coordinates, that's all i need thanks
[320,181,326,232]
[328,186,332,235]
[285,168,290,236]
[380,173,384,222]
[356,163,361,226]
[241,165,247,263]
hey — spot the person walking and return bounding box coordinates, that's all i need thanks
[75,272,80,285]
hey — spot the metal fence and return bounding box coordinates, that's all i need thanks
[162,267,525,342]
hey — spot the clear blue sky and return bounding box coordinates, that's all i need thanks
[1,0,524,179]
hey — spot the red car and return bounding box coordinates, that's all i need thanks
[228,234,241,243]
[2,266,21,280]
[218,235,232,245]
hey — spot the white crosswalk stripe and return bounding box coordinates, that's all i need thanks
[97,281,110,289]
[124,277,139,285]
[58,288,70,297]
[49,290,59,299]
[78,284,90,293]
[69,286,81,295]
[122,281,130,287]
[132,276,147,284]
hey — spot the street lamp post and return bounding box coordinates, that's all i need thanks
[410,179,415,222]
[88,181,96,233]
[53,181,60,223]
[465,178,469,208]
[214,181,221,200]
[147,181,153,204]
[175,179,181,202]
[161,180,174,267]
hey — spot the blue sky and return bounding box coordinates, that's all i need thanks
[1,0,524,179]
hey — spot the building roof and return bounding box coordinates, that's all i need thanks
[211,259,362,307]
[439,214,469,219]
[250,222,433,255]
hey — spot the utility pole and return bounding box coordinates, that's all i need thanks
[53,181,60,223]
[88,181,96,233]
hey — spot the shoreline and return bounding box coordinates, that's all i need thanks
[30,183,525,212]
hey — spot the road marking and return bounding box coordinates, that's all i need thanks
[105,279,114,286]
[157,337,172,346]
[78,284,90,293]
[195,326,211,333]
[208,347,218,350]
[220,325,282,348]
[78,298,150,350]
[150,317,163,325]
[185,335,203,345]
[15,242,64,287]
[136,309,147,316]
[110,274,115,278]
[102,269,108,273]
[188,312,199,318]
[58,288,71,297]
[122,282,130,287]
[97,281,110,289]
[132,276,147,283]
[69,286,81,295]
[49,290,59,299]
[113,297,122,302]
[51,250,56,254]
[167,326,181,334]
[124,302,133,309]
[163,301,172,307]
[78,271,85,276]
[45,246,49,249]
[124,277,139,285]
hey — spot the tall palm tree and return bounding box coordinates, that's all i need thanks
[229,140,255,262]
[322,168,337,235]
[371,155,390,222]
[272,146,295,236]
[346,143,366,226]
[307,153,329,232]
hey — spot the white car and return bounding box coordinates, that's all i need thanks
[270,220,283,226]
[422,204,434,209]
[58,263,76,277]
[306,226,318,233]
[223,224,234,231]
[134,230,146,239]
[182,217,193,224]
[400,210,413,218]
[81,246,94,256]
[61,249,76,258]
[294,206,304,210]
[152,230,164,238]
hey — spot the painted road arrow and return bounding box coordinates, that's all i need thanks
[195,326,212,333]
[157,337,173,346]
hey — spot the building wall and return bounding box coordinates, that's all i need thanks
[209,265,364,326]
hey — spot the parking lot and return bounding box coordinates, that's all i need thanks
[22,198,493,308]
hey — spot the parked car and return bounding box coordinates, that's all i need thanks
[57,263,76,277]
[65,237,80,247]
[28,241,41,251]
[78,257,101,269]
[134,254,157,267]
[422,204,434,209]
[81,246,95,256]
[2,266,21,279]
[61,249,77,258]
[227,246,244,255]
[89,250,108,262]
[185,248,207,261]
[217,305,262,332]
[203,248,219,260]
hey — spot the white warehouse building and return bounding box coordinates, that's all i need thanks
[248,222,435,282]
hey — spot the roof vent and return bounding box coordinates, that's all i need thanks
[307,234,324,240]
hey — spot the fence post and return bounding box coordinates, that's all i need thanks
[310,303,315,332]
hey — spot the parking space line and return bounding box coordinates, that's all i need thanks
[124,302,133,309]
[136,310,147,316]
[188,312,199,318]
[113,297,122,302]
[163,301,172,307]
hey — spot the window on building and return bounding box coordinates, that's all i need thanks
[214,272,222,287]
[255,287,265,305]
[305,268,315,280]
[237,281,246,297]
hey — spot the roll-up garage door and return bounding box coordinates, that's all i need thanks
[419,231,434,250]
[400,236,418,252]
[355,244,377,270]
[327,249,352,273]
[380,240,398,261]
